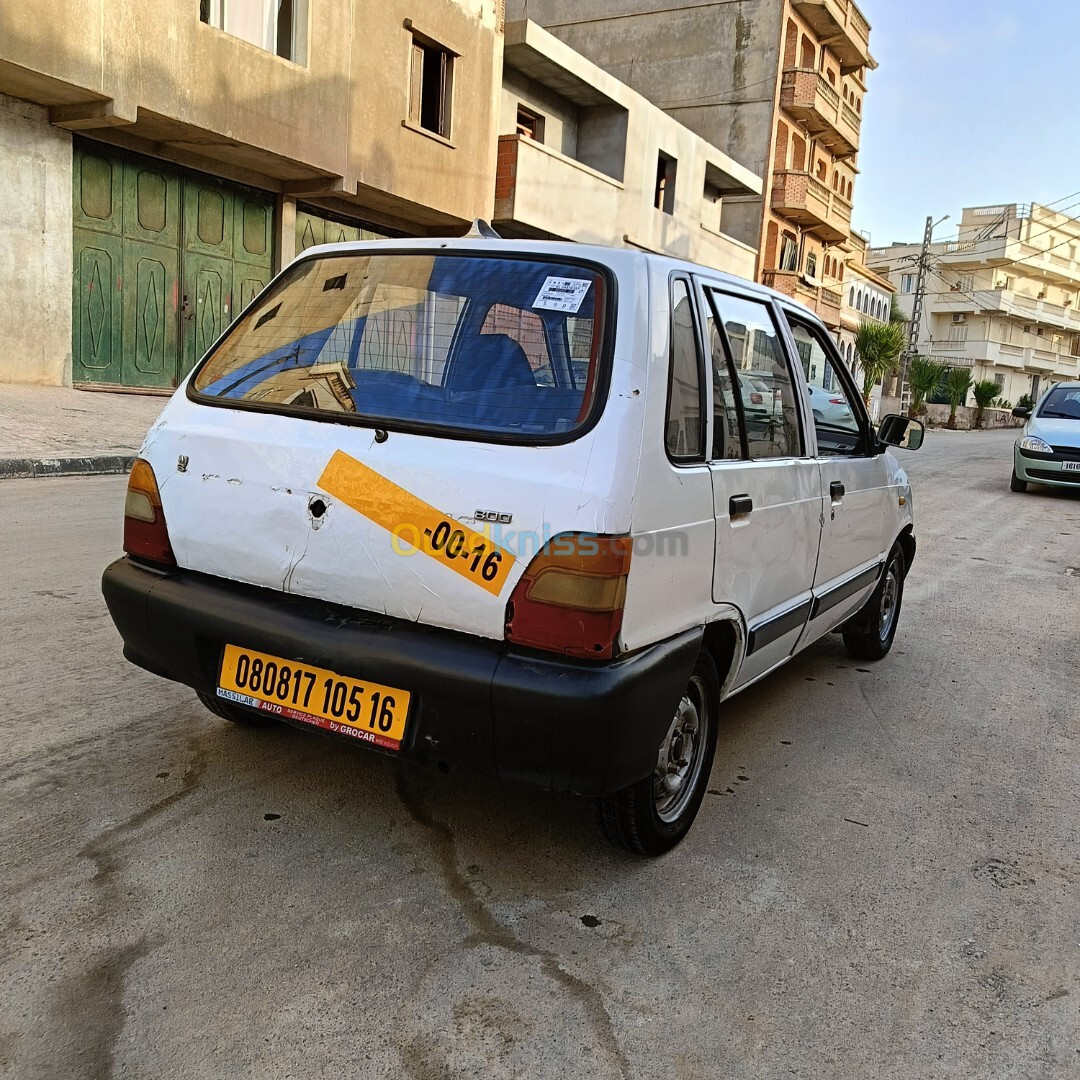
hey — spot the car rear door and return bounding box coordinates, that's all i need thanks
[697,282,823,688]
[779,308,893,642]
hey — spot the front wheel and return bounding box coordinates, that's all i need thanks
[597,651,719,856]
[1010,469,1027,493]
[842,546,906,661]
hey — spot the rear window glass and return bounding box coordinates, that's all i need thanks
[191,253,608,440]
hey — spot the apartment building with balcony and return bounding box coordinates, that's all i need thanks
[505,0,876,332]
[0,0,502,388]
[836,231,894,375]
[494,21,761,277]
[868,203,1080,404]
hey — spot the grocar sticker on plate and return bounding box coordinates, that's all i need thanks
[317,450,515,596]
[532,276,592,313]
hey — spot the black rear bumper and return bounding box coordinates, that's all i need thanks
[101,557,702,796]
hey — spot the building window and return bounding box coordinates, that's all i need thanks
[410,34,454,139]
[200,0,308,64]
[654,152,677,214]
[901,273,915,293]
[779,235,799,272]
[805,252,818,278]
[515,106,544,142]
[994,373,1005,390]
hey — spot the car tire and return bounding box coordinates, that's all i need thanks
[597,651,719,856]
[1010,469,1027,493]
[842,545,906,662]
[197,690,277,728]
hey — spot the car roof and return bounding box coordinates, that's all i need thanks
[290,236,798,312]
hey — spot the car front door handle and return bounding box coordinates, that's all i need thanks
[830,481,845,500]
[729,494,753,517]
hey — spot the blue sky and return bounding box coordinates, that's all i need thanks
[854,0,1077,247]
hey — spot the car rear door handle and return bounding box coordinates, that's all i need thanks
[729,494,753,517]
[830,481,845,500]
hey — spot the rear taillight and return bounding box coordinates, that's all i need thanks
[504,534,632,660]
[750,392,763,404]
[829,397,846,405]
[123,458,176,568]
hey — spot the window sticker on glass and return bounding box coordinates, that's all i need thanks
[533,276,592,313]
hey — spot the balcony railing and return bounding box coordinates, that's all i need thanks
[791,0,875,73]
[771,170,851,242]
[762,270,843,327]
[780,68,860,157]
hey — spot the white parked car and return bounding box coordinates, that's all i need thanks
[103,237,923,854]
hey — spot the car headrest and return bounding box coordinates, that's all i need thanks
[450,333,536,393]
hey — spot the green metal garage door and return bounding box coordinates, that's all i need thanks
[72,142,273,389]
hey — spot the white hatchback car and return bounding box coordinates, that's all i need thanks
[103,238,922,854]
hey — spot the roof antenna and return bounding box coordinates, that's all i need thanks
[465,218,502,239]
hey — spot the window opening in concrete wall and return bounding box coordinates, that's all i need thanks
[410,34,454,138]
[805,251,818,278]
[654,152,677,214]
[779,235,799,272]
[515,106,544,142]
[200,0,308,64]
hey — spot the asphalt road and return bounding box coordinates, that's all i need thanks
[2,429,1078,1080]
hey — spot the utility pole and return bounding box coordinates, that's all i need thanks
[896,213,946,407]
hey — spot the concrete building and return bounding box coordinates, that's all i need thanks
[505,0,876,332]
[0,2,763,391]
[495,20,761,279]
[837,231,894,374]
[868,203,1080,404]
[0,0,502,389]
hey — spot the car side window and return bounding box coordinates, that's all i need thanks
[705,310,745,460]
[705,289,803,459]
[665,278,704,461]
[785,316,868,456]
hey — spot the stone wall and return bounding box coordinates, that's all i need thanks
[923,403,1024,431]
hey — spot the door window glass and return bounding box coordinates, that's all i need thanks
[705,312,744,460]
[705,290,802,459]
[666,279,703,459]
[786,317,866,456]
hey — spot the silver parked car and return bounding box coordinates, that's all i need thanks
[1011,381,1080,492]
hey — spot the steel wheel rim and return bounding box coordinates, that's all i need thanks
[653,674,710,823]
[879,559,900,642]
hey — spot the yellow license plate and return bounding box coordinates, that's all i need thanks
[217,644,410,751]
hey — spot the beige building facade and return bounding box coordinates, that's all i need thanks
[0,0,762,390]
[868,203,1080,405]
[495,21,761,279]
[505,0,876,333]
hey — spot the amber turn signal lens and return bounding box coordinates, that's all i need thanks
[123,458,176,568]
[505,534,632,659]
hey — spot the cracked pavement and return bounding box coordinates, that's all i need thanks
[1,428,1078,1079]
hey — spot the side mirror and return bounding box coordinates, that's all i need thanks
[877,413,925,451]
[1011,407,1031,419]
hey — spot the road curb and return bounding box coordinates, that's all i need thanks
[0,454,135,480]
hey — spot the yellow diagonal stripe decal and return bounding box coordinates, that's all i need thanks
[317,449,515,596]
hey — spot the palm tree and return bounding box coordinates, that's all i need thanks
[943,367,974,429]
[906,356,946,419]
[971,379,1001,428]
[854,321,906,404]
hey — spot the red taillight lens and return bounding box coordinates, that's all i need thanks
[123,458,176,567]
[830,397,846,405]
[750,392,763,404]
[504,534,632,660]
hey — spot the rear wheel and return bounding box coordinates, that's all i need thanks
[1010,469,1027,493]
[597,651,719,856]
[197,690,276,728]
[842,546,906,661]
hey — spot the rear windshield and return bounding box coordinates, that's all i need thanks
[191,252,608,441]
[1037,386,1080,420]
